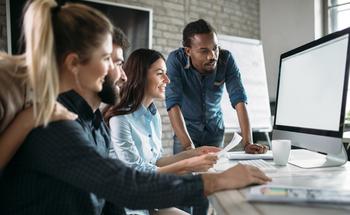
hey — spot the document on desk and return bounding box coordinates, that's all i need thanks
[226,150,273,160]
[217,132,242,157]
[246,185,350,204]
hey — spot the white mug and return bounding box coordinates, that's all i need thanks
[272,139,291,166]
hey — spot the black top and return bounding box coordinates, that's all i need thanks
[0,90,205,215]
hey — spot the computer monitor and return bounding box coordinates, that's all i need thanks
[273,27,350,168]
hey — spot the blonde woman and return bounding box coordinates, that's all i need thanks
[0,1,79,170]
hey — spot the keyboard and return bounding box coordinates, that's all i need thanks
[239,159,277,173]
[226,150,273,160]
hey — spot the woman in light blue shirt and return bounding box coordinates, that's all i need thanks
[104,49,220,215]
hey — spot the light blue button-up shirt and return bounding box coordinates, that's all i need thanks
[109,103,163,173]
[109,103,163,215]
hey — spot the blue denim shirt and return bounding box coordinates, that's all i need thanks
[165,48,247,136]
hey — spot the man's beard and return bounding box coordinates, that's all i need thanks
[98,75,119,105]
[203,60,217,73]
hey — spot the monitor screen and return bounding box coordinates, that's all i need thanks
[273,27,350,163]
[275,35,349,135]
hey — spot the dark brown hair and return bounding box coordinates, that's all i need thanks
[112,27,129,50]
[103,48,165,124]
[182,19,216,47]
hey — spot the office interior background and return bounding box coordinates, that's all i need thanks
[0,0,349,155]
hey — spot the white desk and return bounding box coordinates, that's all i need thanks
[209,159,350,215]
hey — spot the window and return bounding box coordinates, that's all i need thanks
[327,0,350,33]
[325,1,350,128]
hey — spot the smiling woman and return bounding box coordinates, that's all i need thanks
[103,48,220,215]
[0,0,113,170]
[143,57,170,107]
[71,33,113,102]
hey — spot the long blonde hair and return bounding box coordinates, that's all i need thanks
[22,0,113,126]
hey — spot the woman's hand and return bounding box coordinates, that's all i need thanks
[184,153,218,173]
[49,102,78,123]
[191,146,221,156]
[21,101,77,128]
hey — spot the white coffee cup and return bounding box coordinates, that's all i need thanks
[272,139,291,166]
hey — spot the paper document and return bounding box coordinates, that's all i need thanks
[217,132,242,157]
[226,150,273,160]
[246,185,350,204]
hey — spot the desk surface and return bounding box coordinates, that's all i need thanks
[209,159,350,215]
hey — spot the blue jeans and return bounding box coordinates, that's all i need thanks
[173,128,224,215]
[173,127,224,154]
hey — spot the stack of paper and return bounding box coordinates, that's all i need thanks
[247,185,350,204]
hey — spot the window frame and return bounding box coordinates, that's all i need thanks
[325,0,350,33]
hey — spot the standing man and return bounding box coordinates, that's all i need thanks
[166,19,268,154]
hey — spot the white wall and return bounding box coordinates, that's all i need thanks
[260,0,323,102]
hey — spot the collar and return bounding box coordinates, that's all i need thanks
[133,103,157,118]
[185,54,191,69]
[58,90,103,128]
[180,48,191,69]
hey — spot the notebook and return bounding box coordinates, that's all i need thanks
[246,185,350,204]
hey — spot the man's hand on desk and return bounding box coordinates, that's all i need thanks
[244,143,269,154]
[201,164,271,196]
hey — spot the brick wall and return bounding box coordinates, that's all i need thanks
[0,0,260,155]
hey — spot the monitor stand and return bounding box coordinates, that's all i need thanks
[288,147,348,168]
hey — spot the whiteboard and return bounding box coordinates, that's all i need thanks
[218,35,272,132]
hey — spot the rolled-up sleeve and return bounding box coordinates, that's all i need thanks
[109,116,158,173]
[165,51,184,111]
[224,52,247,108]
